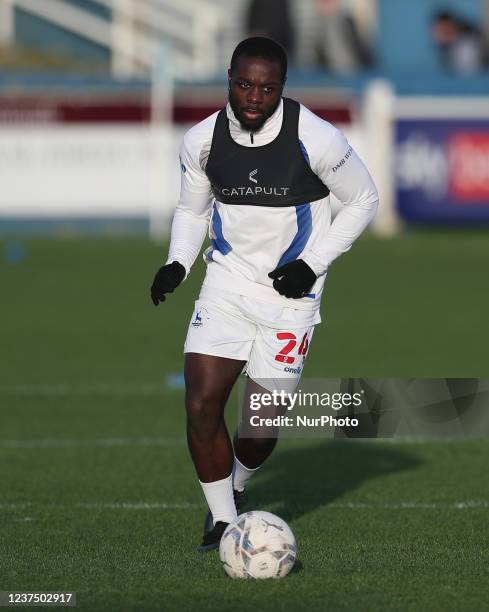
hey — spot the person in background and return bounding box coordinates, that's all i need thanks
[312,0,374,74]
[432,10,486,74]
[246,0,295,60]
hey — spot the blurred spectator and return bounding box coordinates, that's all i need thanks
[246,0,295,59]
[432,11,486,74]
[312,0,374,74]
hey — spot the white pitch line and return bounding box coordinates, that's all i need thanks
[0,503,31,510]
[1,436,483,449]
[358,436,484,445]
[0,501,488,511]
[0,383,179,396]
[78,502,203,510]
[0,502,204,511]
[325,501,489,509]
[0,437,186,449]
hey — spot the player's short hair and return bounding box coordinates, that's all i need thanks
[230,37,287,83]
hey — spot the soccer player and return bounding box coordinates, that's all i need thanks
[150,37,378,551]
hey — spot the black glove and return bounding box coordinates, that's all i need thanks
[268,259,317,299]
[150,261,186,306]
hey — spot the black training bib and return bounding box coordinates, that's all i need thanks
[205,98,330,207]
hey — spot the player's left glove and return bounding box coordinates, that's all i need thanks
[150,261,186,306]
[268,259,317,299]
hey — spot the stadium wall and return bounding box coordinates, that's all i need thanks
[0,83,358,235]
[1,80,489,234]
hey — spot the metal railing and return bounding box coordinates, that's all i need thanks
[5,0,223,78]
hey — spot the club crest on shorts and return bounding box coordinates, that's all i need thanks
[191,306,209,328]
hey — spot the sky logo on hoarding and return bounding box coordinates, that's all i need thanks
[396,133,447,200]
[448,133,489,201]
[397,129,489,204]
[396,120,489,222]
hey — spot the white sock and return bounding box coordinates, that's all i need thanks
[233,456,260,492]
[199,473,237,526]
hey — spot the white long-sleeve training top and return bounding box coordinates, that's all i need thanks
[166,97,378,313]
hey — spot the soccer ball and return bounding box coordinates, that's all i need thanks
[219,511,297,579]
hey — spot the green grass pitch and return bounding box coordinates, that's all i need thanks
[1,231,488,611]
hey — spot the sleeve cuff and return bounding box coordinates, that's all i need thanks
[301,251,329,277]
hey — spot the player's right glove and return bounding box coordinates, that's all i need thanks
[150,261,186,306]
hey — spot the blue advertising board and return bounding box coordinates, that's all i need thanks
[396,120,489,223]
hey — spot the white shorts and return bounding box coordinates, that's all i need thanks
[184,287,320,391]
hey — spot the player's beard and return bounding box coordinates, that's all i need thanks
[228,89,282,133]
